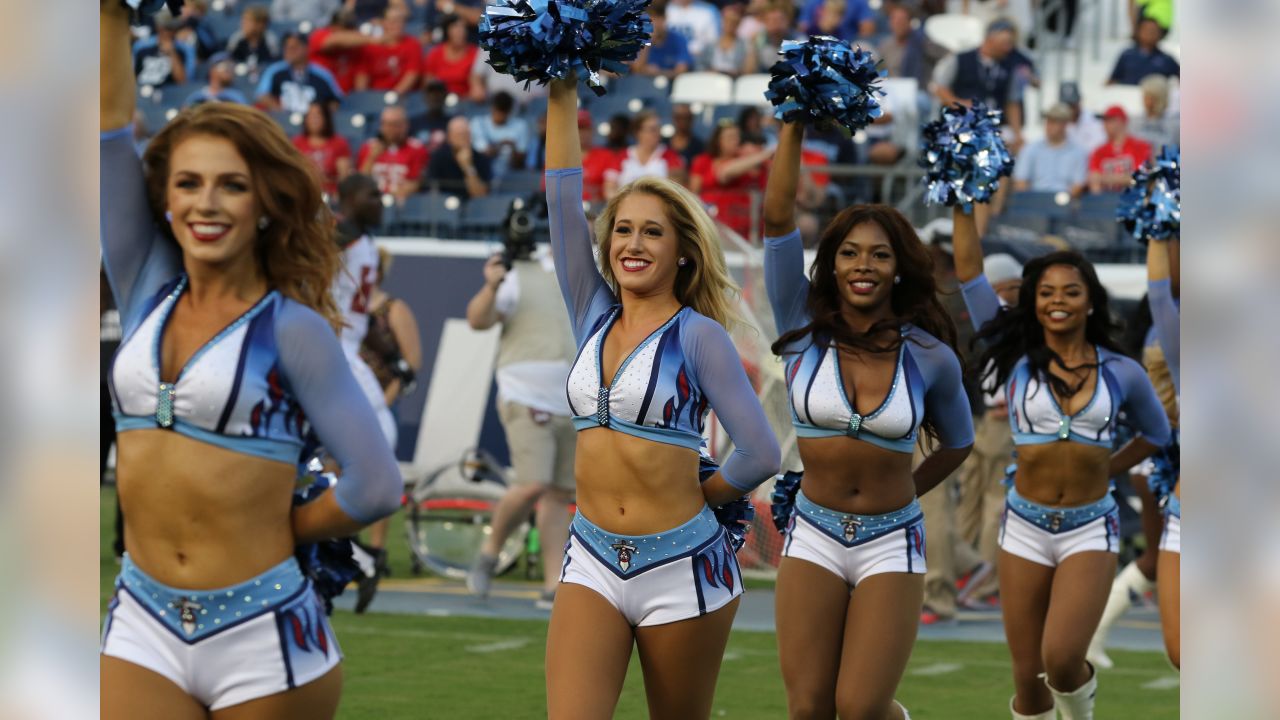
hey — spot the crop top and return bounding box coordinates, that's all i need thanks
[100,126,401,523]
[547,167,780,492]
[959,273,1171,449]
[1148,278,1180,395]
[764,229,974,453]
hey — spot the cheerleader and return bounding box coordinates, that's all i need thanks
[100,4,401,716]
[1146,236,1180,669]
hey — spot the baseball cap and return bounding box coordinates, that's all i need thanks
[1100,105,1128,122]
[984,253,1023,285]
[1044,103,1073,121]
[577,109,592,128]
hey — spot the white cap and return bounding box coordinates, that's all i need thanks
[919,217,954,254]
[984,253,1023,284]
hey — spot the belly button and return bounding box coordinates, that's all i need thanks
[618,507,626,516]
[176,552,188,565]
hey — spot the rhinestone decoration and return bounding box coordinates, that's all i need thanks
[156,383,176,428]
[847,413,863,437]
[596,387,611,427]
[1057,415,1071,440]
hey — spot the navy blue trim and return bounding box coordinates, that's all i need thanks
[802,345,825,425]
[119,580,309,646]
[794,510,924,549]
[215,311,260,433]
[635,322,673,424]
[905,527,914,573]
[275,611,297,690]
[692,558,708,616]
[569,525,722,581]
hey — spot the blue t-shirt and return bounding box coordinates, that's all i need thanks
[1109,47,1180,85]
[801,0,870,38]
[132,37,196,87]
[648,32,694,72]
[256,62,344,115]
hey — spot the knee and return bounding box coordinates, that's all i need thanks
[786,691,835,720]
[834,688,891,720]
[1041,649,1087,690]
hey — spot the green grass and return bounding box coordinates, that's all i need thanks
[102,488,1178,718]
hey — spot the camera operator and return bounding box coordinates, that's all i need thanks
[465,203,576,608]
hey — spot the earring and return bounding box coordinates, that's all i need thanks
[677,257,688,267]
[257,216,271,231]
[894,275,901,285]
[164,210,173,223]
[1087,308,1094,316]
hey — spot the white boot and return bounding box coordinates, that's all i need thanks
[1047,665,1098,720]
[1009,696,1054,719]
[894,700,912,719]
[1087,562,1155,669]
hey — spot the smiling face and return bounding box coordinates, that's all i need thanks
[607,192,682,300]
[166,134,261,269]
[1034,263,1091,335]
[833,222,897,313]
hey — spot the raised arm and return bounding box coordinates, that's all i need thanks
[101,1,182,331]
[951,204,984,282]
[685,315,782,505]
[763,121,802,237]
[761,121,813,336]
[545,77,614,341]
[1146,240,1180,393]
[278,303,403,543]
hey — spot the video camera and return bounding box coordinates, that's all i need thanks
[500,197,537,270]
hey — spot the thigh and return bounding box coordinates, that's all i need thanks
[1042,551,1118,662]
[546,583,635,720]
[1157,550,1180,668]
[102,656,208,720]
[635,596,740,720]
[836,572,923,715]
[211,665,342,720]
[775,557,850,718]
[998,550,1055,674]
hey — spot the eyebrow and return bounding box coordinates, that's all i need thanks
[840,241,891,251]
[1037,282,1084,289]
[172,170,250,181]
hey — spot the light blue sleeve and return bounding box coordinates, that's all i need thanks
[100,126,183,335]
[1112,354,1172,448]
[546,168,617,343]
[276,301,403,524]
[958,274,1003,332]
[763,229,812,336]
[1148,278,1180,394]
[914,339,975,448]
[683,314,782,492]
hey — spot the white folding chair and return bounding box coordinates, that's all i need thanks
[671,72,734,106]
[732,73,773,107]
[1089,84,1145,119]
[924,13,985,53]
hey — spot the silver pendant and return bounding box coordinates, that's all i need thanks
[611,540,637,571]
[842,518,862,542]
[172,597,203,636]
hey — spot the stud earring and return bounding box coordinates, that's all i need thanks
[1087,308,1094,316]
[894,275,901,285]
[164,211,173,223]
[258,216,271,231]
[677,257,688,267]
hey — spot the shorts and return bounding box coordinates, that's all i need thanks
[999,488,1120,567]
[780,491,926,586]
[350,352,397,448]
[101,555,341,710]
[559,506,742,627]
[1160,494,1181,554]
[498,400,575,491]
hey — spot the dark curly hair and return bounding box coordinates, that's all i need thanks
[972,250,1124,399]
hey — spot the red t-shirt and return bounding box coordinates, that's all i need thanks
[308,27,361,93]
[359,36,424,92]
[800,148,830,189]
[357,138,430,193]
[691,153,768,238]
[1089,136,1151,190]
[582,147,624,202]
[422,43,478,97]
[293,133,353,196]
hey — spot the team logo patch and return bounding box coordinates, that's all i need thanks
[611,541,638,571]
[171,597,203,636]
[841,517,862,542]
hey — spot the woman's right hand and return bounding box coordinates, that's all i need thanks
[951,204,984,283]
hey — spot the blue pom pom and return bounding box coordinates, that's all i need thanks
[293,469,366,615]
[1117,145,1180,243]
[764,36,884,131]
[479,0,653,96]
[769,471,802,534]
[712,498,756,552]
[1146,435,1179,501]
[919,103,1015,210]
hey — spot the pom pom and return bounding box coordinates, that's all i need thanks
[1117,145,1180,243]
[712,498,755,553]
[479,0,653,96]
[769,471,802,534]
[764,36,884,131]
[293,469,367,615]
[1146,435,1180,502]
[919,102,1015,210]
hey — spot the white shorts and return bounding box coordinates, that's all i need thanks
[1160,496,1181,554]
[999,489,1120,567]
[560,506,743,627]
[348,351,397,448]
[102,556,341,710]
[780,492,926,586]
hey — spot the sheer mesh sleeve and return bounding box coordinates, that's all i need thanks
[276,301,402,523]
[1111,354,1173,448]
[101,126,183,334]
[546,168,616,344]
[911,337,975,449]
[1148,278,1180,394]
[682,313,782,492]
[763,229,811,335]
[958,274,1003,332]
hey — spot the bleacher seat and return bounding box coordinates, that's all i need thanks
[205,12,242,43]
[460,193,523,236]
[671,72,733,106]
[607,75,671,103]
[923,14,984,53]
[393,193,463,236]
[1077,192,1121,220]
[879,77,920,155]
[344,90,391,115]
[1088,84,1144,119]
[494,169,542,196]
[731,74,772,107]
[334,109,372,139]
[1005,190,1074,218]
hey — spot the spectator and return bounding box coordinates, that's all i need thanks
[294,101,354,196]
[794,147,830,245]
[799,0,876,39]
[1109,15,1179,85]
[359,105,431,201]
[804,123,861,201]
[698,2,750,76]
[1088,105,1152,193]
[426,0,485,32]
[737,105,773,148]
[583,114,630,202]
[183,52,248,106]
[1012,103,1088,197]
[427,116,492,198]
[931,19,1021,141]
[356,5,423,93]
[308,7,374,93]
[1131,74,1180,150]
[634,7,693,78]
[666,0,722,60]
[862,85,906,166]
[469,47,550,106]
[748,1,802,73]
[257,32,345,114]
[877,2,948,89]
[1060,81,1106,155]
[690,122,774,238]
[175,0,222,60]
[271,0,342,26]
[670,102,708,167]
[422,14,478,96]
[226,4,281,72]
[133,17,196,87]
[605,110,688,198]
[470,91,529,180]
[410,78,454,150]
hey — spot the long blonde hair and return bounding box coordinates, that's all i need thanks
[142,103,342,329]
[593,176,744,331]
